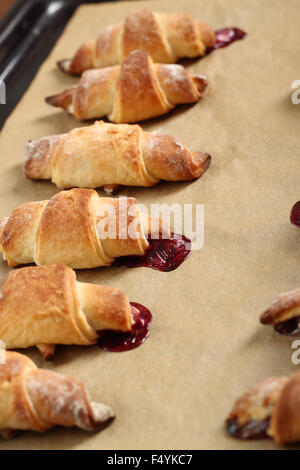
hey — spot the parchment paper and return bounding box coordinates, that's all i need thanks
[0,0,299,450]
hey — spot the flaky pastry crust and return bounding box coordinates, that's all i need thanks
[24,121,211,191]
[0,188,167,269]
[58,9,215,74]
[0,264,132,359]
[260,287,300,326]
[226,373,300,444]
[0,351,114,436]
[47,49,207,122]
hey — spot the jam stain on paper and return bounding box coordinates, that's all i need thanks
[98,303,152,352]
[211,28,247,51]
[226,417,270,440]
[114,233,191,272]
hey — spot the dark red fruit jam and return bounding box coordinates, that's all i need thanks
[212,27,247,50]
[290,201,300,227]
[226,417,270,440]
[114,233,191,272]
[274,316,300,336]
[97,302,152,352]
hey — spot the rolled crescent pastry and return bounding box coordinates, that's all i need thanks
[58,8,215,74]
[46,49,207,122]
[0,188,168,269]
[24,121,211,192]
[0,351,114,437]
[226,373,300,445]
[0,263,134,360]
[260,287,300,335]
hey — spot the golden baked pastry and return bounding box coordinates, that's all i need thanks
[0,351,114,437]
[0,263,133,360]
[0,188,168,269]
[24,121,211,192]
[260,287,300,335]
[58,8,215,74]
[46,49,207,122]
[226,373,300,444]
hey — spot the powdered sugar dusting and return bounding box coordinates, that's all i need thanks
[158,64,191,93]
[27,372,113,430]
[174,137,185,151]
[25,135,62,163]
[90,402,115,423]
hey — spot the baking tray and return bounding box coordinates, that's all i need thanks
[0,0,115,129]
[0,0,299,451]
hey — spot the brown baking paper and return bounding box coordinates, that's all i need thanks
[0,0,299,450]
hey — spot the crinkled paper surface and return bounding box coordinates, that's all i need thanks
[0,0,299,450]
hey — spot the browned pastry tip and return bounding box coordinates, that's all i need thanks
[26,369,114,432]
[57,59,71,73]
[36,344,56,361]
[45,86,75,111]
[192,75,208,95]
[24,134,63,180]
[57,40,95,75]
[0,351,114,436]
[260,287,300,325]
[142,130,211,182]
[102,184,120,195]
[191,152,211,178]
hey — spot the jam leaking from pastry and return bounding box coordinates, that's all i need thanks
[114,233,191,272]
[274,316,300,336]
[211,27,247,51]
[290,201,300,227]
[97,302,152,352]
[226,417,270,440]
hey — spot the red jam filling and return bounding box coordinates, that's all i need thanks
[274,316,300,336]
[114,233,191,272]
[212,28,247,50]
[226,417,270,440]
[97,302,152,352]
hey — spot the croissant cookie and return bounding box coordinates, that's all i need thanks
[226,372,300,445]
[0,188,168,269]
[24,121,211,192]
[46,49,207,123]
[0,263,139,360]
[58,8,215,74]
[260,287,300,336]
[0,351,114,437]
